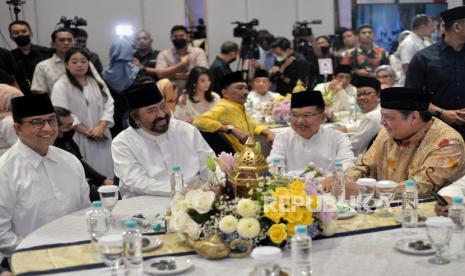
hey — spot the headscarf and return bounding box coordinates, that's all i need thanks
[0,84,23,119]
[102,38,140,93]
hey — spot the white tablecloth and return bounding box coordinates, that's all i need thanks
[16,196,464,276]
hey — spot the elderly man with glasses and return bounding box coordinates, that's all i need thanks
[0,94,90,257]
[269,90,354,174]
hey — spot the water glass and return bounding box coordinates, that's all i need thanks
[99,234,123,276]
[376,180,398,217]
[98,185,119,212]
[355,178,376,213]
[425,217,454,265]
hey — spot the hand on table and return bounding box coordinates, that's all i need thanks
[434,196,453,216]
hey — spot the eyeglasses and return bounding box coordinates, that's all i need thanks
[22,117,58,129]
[356,91,375,98]
[290,111,322,120]
[377,74,392,79]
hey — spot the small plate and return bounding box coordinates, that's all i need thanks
[395,239,435,255]
[336,204,357,220]
[395,214,427,227]
[144,257,193,275]
[142,236,162,252]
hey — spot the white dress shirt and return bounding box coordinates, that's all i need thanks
[314,82,357,112]
[439,176,465,201]
[246,91,279,110]
[347,105,382,156]
[112,118,215,198]
[0,140,90,255]
[270,126,354,173]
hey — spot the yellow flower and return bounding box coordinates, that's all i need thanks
[284,206,304,223]
[268,223,288,244]
[264,202,284,223]
[287,223,296,236]
[289,180,305,192]
[273,187,290,198]
[300,209,314,225]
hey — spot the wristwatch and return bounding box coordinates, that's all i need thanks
[225,125,234,134]
[433,108,443,118]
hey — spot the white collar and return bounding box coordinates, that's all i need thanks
[16,140,59,168]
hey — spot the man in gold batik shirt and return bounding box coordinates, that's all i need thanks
[345,87,465,197]
[193,72,274,153]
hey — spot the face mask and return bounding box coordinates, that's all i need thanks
[61,129,75,142]
[172,38,187,49]
[14,35,31,47]
[320,46,330,55]
[276,55,285,62]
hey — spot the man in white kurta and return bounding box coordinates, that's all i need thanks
[0,94,90,256]
[112,82,215,198]
[246,69,279,111]
[270,90,354,173]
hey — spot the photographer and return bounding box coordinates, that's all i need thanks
[270,37,310,95]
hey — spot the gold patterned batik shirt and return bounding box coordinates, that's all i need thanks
[346,118,465,197]
[193,99,268,152]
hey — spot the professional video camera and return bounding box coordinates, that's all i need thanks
[292,20,322,61]
[292,20,322,38]
[57,16,87,29]
[231,19,260,60]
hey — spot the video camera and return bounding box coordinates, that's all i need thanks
[57,16,87,29]
[292,20,322,38]
[232,19,259,39]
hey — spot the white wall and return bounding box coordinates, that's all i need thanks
[205,0,335,64]
[0,0,184,66]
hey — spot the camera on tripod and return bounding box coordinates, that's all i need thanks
[232,19,259,39]
[231,19,260,60]
[292,20,322,38]
[57,16,87,29]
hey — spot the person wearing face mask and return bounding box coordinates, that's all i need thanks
[156,25,208,96]
[112,81,216,198]
[194,72,274,153]
[209,41,239,95]
[8,20,52,95]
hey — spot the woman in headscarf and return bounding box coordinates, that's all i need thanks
[0,84,22,156]
[102,38,142,137]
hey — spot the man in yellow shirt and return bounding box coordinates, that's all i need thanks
[193,72,274,152]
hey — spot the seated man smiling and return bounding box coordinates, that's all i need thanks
[344,87,465,197]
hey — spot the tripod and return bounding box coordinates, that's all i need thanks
[236,36,260,83]
[6,0,25,21]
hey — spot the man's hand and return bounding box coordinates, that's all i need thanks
[180,55,190,66]
[103,178,114,185]
[345,179,360,197]
[271,66,280,74]
[440,109,465,126]
[280,56,295,72]
[321,176,332,193]
[264,131,275,145]
[328,79,343,92]
[133,58,142,67]
[355,68,373,77]
[231,128,249,144]
[434,196,453,216]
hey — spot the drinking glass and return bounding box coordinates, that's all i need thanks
[99,234,123,276]
[98,185,119,212]
[355,178,376,213]
[425,217,454,265]
[376,180,398,217]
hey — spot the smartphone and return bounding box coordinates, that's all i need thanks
[429,190,449,206]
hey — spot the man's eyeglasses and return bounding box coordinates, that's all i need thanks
[356,91,375,98]
[22,117,58,129]
[290,112,322,120]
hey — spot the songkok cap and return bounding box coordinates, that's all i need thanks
[356,76,381,93]
[125,82,163,110]
[221,71,245,90]
[380,87,430,111]
[440,6,465,23]
[334,64,352,75]
[11,94,54,122]
[253,69,269,79]
[291,90,325,109]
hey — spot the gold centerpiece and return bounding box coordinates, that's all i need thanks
[227,137,270,198]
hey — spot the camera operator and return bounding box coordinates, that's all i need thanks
[270,37,310,95]
[257,30,275,71]
[8,20,52,95]
[70,28,103,73]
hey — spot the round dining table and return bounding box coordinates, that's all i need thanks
[12,196,463,276]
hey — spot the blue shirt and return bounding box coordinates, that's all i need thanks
[405,40,465,137]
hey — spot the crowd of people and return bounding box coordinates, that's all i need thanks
[1,5,465,274]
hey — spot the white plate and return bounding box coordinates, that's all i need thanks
[394,214,427,227]
[336,204,357,220]
[144,257,193,275]
[395,239,435,255]
[142,236,163,252]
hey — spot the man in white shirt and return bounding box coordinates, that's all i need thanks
[112,81,215,198]
[398,14,435,75]
[0,94,90,256]
[313,64,356,113]
[246,69,278,111]
[339,77,382,156]
[30,28,101,95]
[270,90,354,174]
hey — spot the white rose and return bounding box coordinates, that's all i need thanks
[237,218,260,239]
[172,194,188,212]
[184,218,201,240]
[236,199,258,218]
[322,221,338,237]
[185,189,216,214]
[219,215,238,233]
[171,211,189,232]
